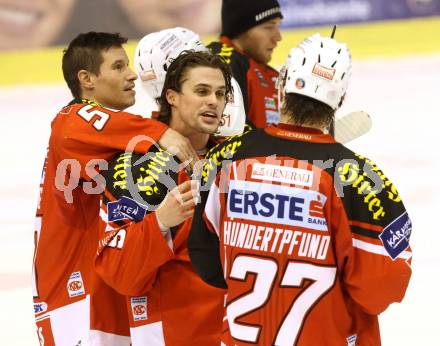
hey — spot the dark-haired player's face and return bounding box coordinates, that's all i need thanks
[90,46,137,110]
[238,18,282,64]
[168,66,226,136]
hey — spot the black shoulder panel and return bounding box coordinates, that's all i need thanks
[105,148,180,211]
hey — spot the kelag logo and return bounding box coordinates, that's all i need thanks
[379,212,412,260]
[107,196,147,222]
[133,305,146,316]
[68,281,83,291]
[131,296,147,321]
[67,271,85,298]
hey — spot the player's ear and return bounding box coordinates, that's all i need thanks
[166,89,178,106]
[78,70,94,91]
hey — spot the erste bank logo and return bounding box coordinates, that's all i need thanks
[227,180,327,231]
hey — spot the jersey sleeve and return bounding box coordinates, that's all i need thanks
[94,150,180,296]
[95,213,173,296]
[333,154,412,314]
[52,103,168,180]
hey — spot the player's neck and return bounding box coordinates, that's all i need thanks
[170,122,209,152]
[186,132,209,152]
[80,92,102,107]
[280,113,327,132]
[79,93,124,111]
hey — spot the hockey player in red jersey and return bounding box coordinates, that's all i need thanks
[88,27,245,345]
[209,0,283,128]
[86,27,212,346]
[94,50,235,345]
[189,33,412,346]
[32,31,200,346]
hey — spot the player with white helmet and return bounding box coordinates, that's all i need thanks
[189,32,412,346]
[279,33,351,111]
[135,27,206,99]
[128,26,246,137]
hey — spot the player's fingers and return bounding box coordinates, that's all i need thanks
[176,189,198,205]
[168,181,191,202]
[181,208,195,218]
[181,198,197,210]
[174,180,198,196]
[174,141,198,170]
[176,180,192,193]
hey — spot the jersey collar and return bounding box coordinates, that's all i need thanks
[265,123,336,144]
[68,98,103,108]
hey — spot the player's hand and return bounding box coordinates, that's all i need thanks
[156,180,199,228]
[158,128,199,169]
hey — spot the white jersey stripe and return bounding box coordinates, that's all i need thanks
[130,321,166,346]
[90,329,131,346]
[352,239,412,260]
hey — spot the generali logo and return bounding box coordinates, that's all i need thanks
[312,63,335,81]
[251,163,313,187]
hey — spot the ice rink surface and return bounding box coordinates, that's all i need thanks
[0,53,439,345]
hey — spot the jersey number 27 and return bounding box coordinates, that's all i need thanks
[227,255,336,345]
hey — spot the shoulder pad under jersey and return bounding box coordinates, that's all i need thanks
[105,146,180,211]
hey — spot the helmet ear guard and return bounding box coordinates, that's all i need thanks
[216,77,246,137]
[134,27,207,100]
[279,33,352,110]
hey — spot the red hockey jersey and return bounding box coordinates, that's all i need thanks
[208,37,279,129]
[94,148,225,346]
[189,124,412,346]
[32,99,167,345]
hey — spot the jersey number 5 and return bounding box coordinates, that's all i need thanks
[77,105,110,131]
[227,255,336,345]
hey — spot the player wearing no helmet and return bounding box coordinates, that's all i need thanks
[88,28,238,344]
[94,50,234,346]
[209,0,283,128]
[129,26,246,137]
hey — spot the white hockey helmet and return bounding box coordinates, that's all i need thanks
[216,77,246,137]
[279,33,352,110]
[134,27,207,99]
